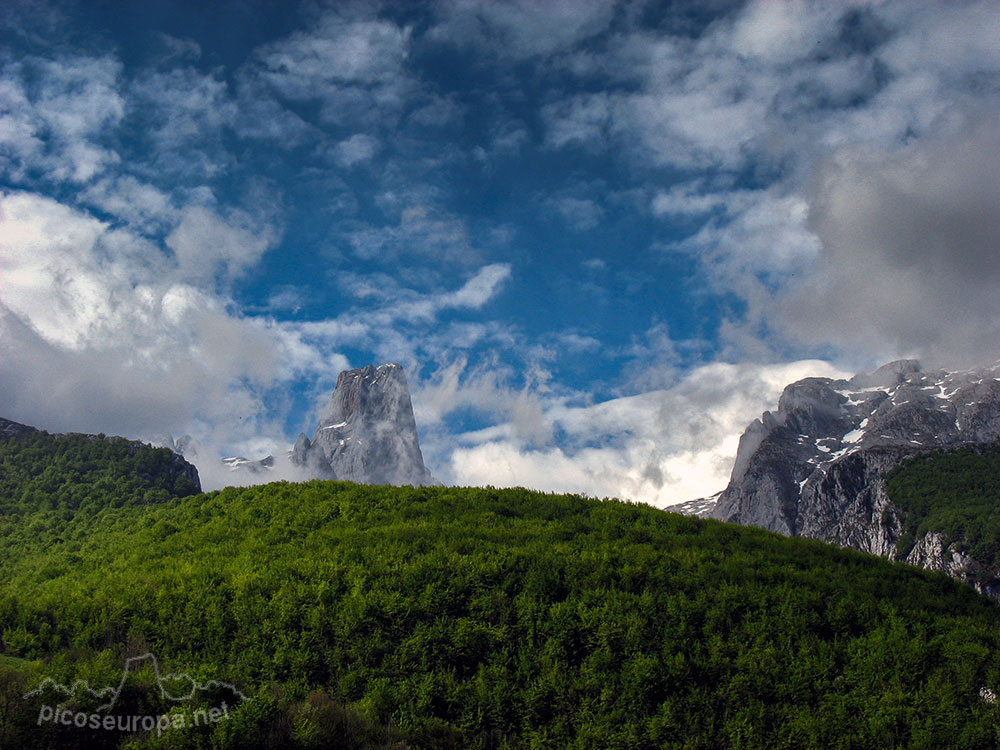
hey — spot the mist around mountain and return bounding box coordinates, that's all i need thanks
[208,362,434,490]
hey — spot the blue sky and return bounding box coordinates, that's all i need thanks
[2,0,999,502]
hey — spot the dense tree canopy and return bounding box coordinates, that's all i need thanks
[3,433,1000,748]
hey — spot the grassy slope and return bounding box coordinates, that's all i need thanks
[3,477,1000,749]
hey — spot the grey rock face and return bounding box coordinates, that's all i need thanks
[711,360,1000,594]
[289,433,336,480]
[795,447,909,557]
[0,416,39,440]
[294,363,434,486]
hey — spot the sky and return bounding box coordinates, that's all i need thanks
[1,0,999,503]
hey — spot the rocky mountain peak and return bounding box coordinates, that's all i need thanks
[0,416,39,440]
[703,359,1000,595]
[294,362,433,486]
[318,363,409,429]
[847,359,921,390]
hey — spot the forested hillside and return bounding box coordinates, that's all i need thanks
[3,436,1000,748]
[0,420,200,515]
[888,444,1000,581]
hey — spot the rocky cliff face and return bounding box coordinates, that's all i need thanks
[292,363,433,486]
[710,360,1000,594]
[0,416,38,440]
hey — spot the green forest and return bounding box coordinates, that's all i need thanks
[4,429,1000,748]
[887,444,1000,582]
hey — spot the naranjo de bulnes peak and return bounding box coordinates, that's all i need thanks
[225,363,434,486]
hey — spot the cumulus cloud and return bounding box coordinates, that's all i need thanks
[408,95,465,128]
[550,196,605,231]
[331,133,380,167]
[626,0,1000,364]
[660,186,819,273]
[541,93,612,151]
[0,192,317,473]
[80,175,175,233]
[254,12,413,127]
[0,192,164,350]
[166,204,278,284]
[129,66,235,179]
[574,3,909,171]
[259,16,409,88]
[541,1,999,175]
[414,356,537,429]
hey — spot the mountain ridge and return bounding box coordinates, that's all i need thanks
[708,359,1000,595]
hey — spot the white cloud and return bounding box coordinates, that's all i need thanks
[129,66,236,179]
[879,1,1000,81]
[0,191,161,350]
[259,16,410,89]
[334,262,511,326]
[544,1,999,176]
[154,34,201,65]
[625,1,1000,366]
[413,356,549,447]
[439,263,511,310]
[0,75,43,179]
[166,205,278,284]
[80,175,175,233]
[672,188,820,279]
[409,95,465,127]
[0,191,326,472]
[551,196,604,231]
[444,359,848,506]
[542,93,611,151]
[274,264,513,390]
[255,13,414,127]
[331,133,380,167]
[348,205,483,265]
[0,55,124,183]
[729,0,840,64]
[557,332,600,353]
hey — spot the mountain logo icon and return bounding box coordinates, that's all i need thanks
[24,652,246,712]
